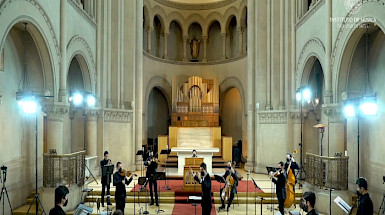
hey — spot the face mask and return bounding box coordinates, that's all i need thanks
[356,190,362,197]
[286,158,290,162]
[201,171,205,176]
[119,168,122,173]
[300,200,308,212]
[63,198,68,207]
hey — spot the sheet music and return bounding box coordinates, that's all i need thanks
[189,196,202,200]
[334,196,352,214]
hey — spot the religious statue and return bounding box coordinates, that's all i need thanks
[189,38,200,61]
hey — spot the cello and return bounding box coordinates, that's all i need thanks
[284,150,297,208]
[221,163,236,201]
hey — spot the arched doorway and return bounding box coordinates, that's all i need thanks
[147,87,169,152]
[221,87,243,162]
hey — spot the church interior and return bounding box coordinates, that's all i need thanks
[0,0,385,214]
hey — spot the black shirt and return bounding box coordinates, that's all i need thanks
[113,171,133,198]
[357,193,373,215]
[194,173,212,209]
[145,156,158,178]
[272,170,287,200]
[49,205,66,215]
[307,209,319,215]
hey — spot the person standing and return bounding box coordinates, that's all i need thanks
[113,162,133,213]
[191,162,212,215]
[270,161,287,215]
[100,151,112,207]
[145,150,159,206]
[49,185,69,215]
[356,177,373,215]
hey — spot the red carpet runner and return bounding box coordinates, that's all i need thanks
[172,203,216,215]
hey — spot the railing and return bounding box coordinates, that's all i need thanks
[305,153,348,190]
[43,151,86,188]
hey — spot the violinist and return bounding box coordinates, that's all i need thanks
[113,162,134,213]
[145,150,159,206]
[219,161,238,212]
[100,151,112,207]
[269,161,287,215]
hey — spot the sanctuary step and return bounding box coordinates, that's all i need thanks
[162,156,227,168]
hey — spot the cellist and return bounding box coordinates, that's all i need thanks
[218,161,238,212]
[269,161,287,215]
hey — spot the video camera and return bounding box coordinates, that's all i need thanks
[1,165,7,171]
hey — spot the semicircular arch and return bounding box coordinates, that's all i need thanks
[219,76,245,116]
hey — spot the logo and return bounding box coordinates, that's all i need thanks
[344,0,362,14]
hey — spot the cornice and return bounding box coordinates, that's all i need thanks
[103,108,133,123]
[295,0,325,30]
[290,109,308,124]
[153,0,238,10]
[143,51,246,65]
[43,102,70,122]
[257,111,287,124]
[323,104,344,123]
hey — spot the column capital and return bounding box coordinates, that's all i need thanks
[290,109,308,124]
[323,103,344,123]
[221,32,226,37]
[183,36,189,41]
[85,108,100,121]
[202,35,208,41]
[164,32,169,37]
[43,102,70,121]
[146,26,154,32]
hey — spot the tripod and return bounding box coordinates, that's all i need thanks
[0,168,13,215]
[27,115,46,215]
[379,194,385,215]
[154,171,166,214]
[160,149,171,190]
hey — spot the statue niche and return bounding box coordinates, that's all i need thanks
[189,38,200,62]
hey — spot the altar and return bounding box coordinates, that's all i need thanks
[171,147,219,176]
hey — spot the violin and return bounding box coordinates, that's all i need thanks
[119,169,137,178]
[149,152,159,163]
[269,168,283,179]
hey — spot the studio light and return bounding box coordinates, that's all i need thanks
[303,88,311,101]
[359,97,378,116]
[18,96,37,114]
[296,91,301,101]
[86,95,96,107]
[72,92,83,106]
[343,104,356,117]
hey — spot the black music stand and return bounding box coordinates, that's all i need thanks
[266,167,278,213]
[102,164,114,213]
[154,171,166,214]
[136,150,144,177]
[188,196,202,215]
[138,177,149,214]
[252,178,263,215]
[160,149,171,190]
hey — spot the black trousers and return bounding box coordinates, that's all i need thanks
[148,178,158,203]
[220,188,235,208]
[115,194,126,213]
[202,205,211,215]
[278,198,285,215]
[101,182,110,204]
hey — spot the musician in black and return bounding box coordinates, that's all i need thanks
[191,162,212,215]
[219,161,238,212]
[356,177,373,215]
[113,162,134,213]
[49,185,69,215]
[300,191,319,215]
[270,161,287,215]
[145,150,159,206]
[100,151,112,207]
[285,153,299,191]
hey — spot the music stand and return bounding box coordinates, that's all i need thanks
[266,167,278,213]
[138,177,149,214]
[102,164,114,213]
[136,150,144,177]
[188,196,202,215]
[154,171,166,214]
[252,178,263,215]
[160,149,171,190]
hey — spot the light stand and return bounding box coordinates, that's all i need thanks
[26,114,46,215]
[0,166,13,215]
[325,188,334,215]
[246,170,249,215]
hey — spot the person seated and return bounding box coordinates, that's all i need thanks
[301,191,319,215]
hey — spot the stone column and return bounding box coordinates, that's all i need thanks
[202,36,208,62]
[106,1,112,108]
[323,104,345,156]
[221,33,226,60]
[86,109,98,157]
[147,26,153,53]
[279,0,285,109]
[183,36,188,62]
[164,32,169,59]
[291,0,297,108]
[43,103,69,154]
[238,27,243,56]
[324,0,332,103]
[59,0,67,102]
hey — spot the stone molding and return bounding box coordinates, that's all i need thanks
[43,102,70,122]
[143,51,246,65]
[153,0,237,10]
[258,111,287,124]
[104,108,133,123]
[295,0,325,30]
[67,0,96,27]
[323,104,344,123]
[85,108,99,121]
[290,109,308,124]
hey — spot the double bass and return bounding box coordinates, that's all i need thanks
[284,150,297,208]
